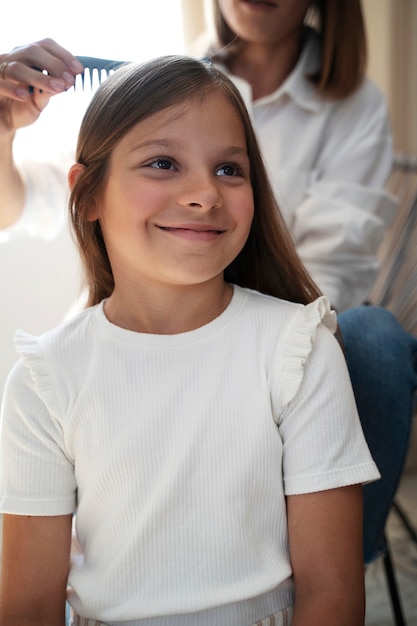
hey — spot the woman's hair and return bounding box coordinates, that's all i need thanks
[69,55,321,307]
[208,0,367,99]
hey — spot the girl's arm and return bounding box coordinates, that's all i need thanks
[0,513,72,625]
[287,484,365,626]
[0,133,26,229]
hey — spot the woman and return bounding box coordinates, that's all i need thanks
[201,0,396,311]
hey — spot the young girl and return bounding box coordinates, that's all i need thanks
[0,56,379,626]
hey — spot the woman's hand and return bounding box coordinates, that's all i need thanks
[0,38,84,137]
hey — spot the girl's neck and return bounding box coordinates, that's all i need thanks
[103,280,233,335]
[227,35,304,101]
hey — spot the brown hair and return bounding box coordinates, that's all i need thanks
[69,55,321,307]
[209,0,367,98]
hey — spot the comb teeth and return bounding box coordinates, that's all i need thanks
[75,56,127,90]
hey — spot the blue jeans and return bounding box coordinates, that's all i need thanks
[339,305,417,563]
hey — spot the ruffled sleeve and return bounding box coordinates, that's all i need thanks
[281,296,337,409]
[275,297,380,494]
[0,330,76,515]
[14,329,63,418]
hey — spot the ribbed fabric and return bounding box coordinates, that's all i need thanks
[0,285,379,623]
[70,605,294,626]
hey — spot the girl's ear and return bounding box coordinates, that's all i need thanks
[68,163,100,221]
[68,163,85,191]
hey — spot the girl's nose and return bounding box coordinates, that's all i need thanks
[177,173,222,211]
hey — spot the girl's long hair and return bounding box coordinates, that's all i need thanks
[69,56,321,307]
[208,0,367,98]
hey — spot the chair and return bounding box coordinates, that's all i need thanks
[364,154,417,626]
[370,155,417,336]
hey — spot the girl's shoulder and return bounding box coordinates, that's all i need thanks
[15,303,100,357]
[237,286,337,334]
[4,305,102,420]
[14,304,100,387]
[236,287,338,410]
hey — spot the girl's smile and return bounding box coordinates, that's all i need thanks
[156,224,226,242]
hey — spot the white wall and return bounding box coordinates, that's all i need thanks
[0,228,82,396]
[0,88,86,396]
[363,0,417,154]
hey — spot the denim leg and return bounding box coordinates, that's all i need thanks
[338,305,417,564]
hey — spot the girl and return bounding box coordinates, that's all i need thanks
[0,55,379,626]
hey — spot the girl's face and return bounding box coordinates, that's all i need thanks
[92,90,254,294]
[218,0,310,46]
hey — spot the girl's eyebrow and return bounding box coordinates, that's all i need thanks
[222,146,249,158]
[129,139,179,153]
[129,139,249,158]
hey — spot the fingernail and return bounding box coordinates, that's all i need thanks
[70,59,84,73]
[62,71,75,85]
[49,78,66,92]
[16,87,30,99]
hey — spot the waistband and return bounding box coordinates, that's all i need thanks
[70,607,293,626]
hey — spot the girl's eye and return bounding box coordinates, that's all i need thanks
[216,164,242,177]
[148,158,175,170]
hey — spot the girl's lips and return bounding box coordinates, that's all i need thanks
[158,225,225,242]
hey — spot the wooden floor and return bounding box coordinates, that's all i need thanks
[365,469,417,625]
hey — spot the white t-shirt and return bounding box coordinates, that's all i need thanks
[0,286,380,625]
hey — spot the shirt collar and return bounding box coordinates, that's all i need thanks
[216,27,324,113]
[276,27,323,113]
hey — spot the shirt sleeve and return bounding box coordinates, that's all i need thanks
[0,87,81,243]
[276,300,380,495]
[0,334,76,515]
[292,79,397,311]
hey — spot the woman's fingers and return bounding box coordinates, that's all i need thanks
[0,38,84,99]
[0,38,84,132]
